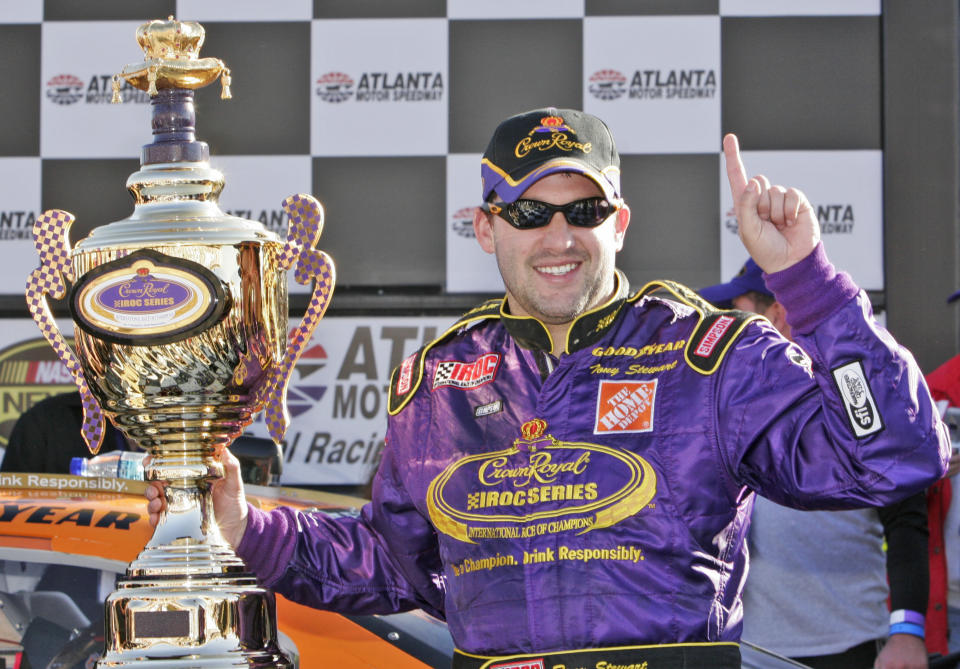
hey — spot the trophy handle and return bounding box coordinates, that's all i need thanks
[25,210,105,454]
[262,194,336,443]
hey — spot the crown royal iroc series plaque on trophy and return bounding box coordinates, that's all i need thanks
[25,17,336,667]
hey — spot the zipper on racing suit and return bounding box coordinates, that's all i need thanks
[535,350,555,381]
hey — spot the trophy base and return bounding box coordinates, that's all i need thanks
[96,573,293,668]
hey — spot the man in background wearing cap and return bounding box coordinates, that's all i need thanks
[700,262,930,669]
[148,108,948,669]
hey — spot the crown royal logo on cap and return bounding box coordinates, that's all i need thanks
[530,115,574,135]
[515,116,591,159]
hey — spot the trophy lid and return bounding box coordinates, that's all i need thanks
[114,15,231,167]
[115,16,232,98]
[75,17,276,249]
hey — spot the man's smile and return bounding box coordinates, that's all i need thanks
[535,262,580,276]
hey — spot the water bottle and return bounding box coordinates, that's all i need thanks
[70,450,147,480]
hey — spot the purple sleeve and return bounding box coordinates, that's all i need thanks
[717,245,950,508]
[236,503,296,584]
[234,398,445,618]
[762,242,859,335]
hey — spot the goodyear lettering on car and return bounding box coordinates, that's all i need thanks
[0,502,139,529]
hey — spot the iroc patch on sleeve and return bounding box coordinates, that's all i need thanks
[831,360,884,438]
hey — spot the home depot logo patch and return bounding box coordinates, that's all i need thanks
[595,380,657,434]
[433,353,500,390]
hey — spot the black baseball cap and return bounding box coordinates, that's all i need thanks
[481,107,621,205]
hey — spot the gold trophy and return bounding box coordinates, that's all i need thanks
[25,17,335,667]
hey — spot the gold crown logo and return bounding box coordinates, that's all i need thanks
[113,16,232,101]
[520,418,547,440]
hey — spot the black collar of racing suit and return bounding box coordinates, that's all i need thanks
[499,270,631,354]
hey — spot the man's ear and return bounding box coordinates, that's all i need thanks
[613,203,631,252]
[473,207,496,254]
[767,301,792,339]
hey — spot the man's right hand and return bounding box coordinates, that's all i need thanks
[145,447,249,549]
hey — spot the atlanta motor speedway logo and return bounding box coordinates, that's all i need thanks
[276,341,328,420]
[0,211,37,241]
[316,71,444,103]
[588,70,627,101]
[589,69,717,101]
[46,74,84,105]
[451,207,476,239]
[316,72,355,103]
[45,73,150,105]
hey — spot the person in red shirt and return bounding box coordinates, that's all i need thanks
[926,289,960,657]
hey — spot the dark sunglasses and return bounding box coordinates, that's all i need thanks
[482,196,619,230]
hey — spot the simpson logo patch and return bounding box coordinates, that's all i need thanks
[491,660,544,669]
[396,354,416,396]
[434,353,501,390]
[832,360,884,438]
[595,380,657,434]
[474,399,503,418]
[694,315,734,358]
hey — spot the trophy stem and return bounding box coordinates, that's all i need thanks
[143,88,207,165]
[96,445,292,667]
[132,451,246,577]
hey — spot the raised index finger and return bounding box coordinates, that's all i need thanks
[723,133,748,202]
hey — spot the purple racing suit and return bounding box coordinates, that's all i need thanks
[238,244,949,657]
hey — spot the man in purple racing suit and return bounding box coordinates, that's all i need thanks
[148,108,950,669]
